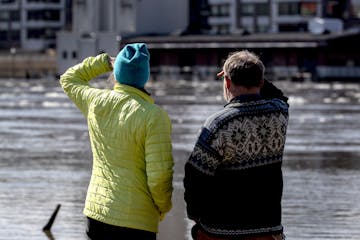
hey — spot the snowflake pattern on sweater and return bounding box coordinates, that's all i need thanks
[188,98,288,175]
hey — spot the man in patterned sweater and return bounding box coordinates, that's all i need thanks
[184,50,289,240]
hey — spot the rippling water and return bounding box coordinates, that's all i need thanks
[0,78,359,240]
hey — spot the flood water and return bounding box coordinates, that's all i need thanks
[0,78,359,240]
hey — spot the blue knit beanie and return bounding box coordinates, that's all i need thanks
[113,43,150,89]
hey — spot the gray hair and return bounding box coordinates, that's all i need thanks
[223,50,265,87]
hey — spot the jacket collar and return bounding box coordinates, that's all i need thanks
[225,94,262,107]
[113,83,154,104]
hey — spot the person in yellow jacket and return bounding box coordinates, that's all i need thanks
[60,43,174,240]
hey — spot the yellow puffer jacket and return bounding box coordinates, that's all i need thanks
[60,53,173,233]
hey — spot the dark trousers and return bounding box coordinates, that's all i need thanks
[191,224,285,240]
[86,217,156,240]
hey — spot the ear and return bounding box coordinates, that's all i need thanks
[225,76,231,89]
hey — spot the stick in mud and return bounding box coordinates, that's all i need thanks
[42,204,61,232]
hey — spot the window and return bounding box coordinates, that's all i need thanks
[11,11,20,21]
[44,28,59,39]
[27,28,45,39]
[0,11,20,21]
[258,24,270,33]
[27,0,61,3]
[27,10,60,21]
[0,30,20,40]
[213,24,230,34]
[300,2,317,16]
[279,2,317,17]
[43,10,60,21]
[219,4,230,16]
[62,51,67,59]
[353,3,360,18]
[27,11,41,21]
[211,5,219,16]
[0,31,6,40]
[278,2,299,16]
[72,51,77,59]
[11,30,20,41]
[241,3,269,16]
[242,25,254,33]
[324,0,345,18]
[0,0,16,3]
[241,4,255,16]
[211,4,230,17]
[219,24,230,34]
[121,0,133,9]
[257,3,269,16]
[278,23,307,32]
[0,11,10,21]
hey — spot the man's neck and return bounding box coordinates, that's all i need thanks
[228,86,260,100]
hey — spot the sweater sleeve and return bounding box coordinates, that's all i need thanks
[145,107,174,217]
[184,126,221,221]
[184,161,206,221]
[184,144,215,221]
[59,53,112,116]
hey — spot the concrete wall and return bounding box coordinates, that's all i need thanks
[136,0,188,35]
[56,31,119,75]
[56,31,79,75]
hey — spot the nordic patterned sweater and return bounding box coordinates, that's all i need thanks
[184,94,289,238]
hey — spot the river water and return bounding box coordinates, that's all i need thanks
[0,78,359,240]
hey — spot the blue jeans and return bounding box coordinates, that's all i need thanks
[86,217,156,240]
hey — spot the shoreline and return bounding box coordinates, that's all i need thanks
[0,50,56,79]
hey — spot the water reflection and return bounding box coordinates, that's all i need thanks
[0,79,359,239]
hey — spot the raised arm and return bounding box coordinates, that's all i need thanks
[60,53,113,116]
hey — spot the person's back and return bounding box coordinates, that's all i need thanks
[184,50,288,240]
[60,43,173,240]
[83,83,172,232]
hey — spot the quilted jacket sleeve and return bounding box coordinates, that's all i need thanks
[145,107,174,218]
[59,53,112,116]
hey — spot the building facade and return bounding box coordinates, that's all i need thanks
[122,32,360,82]
[56,0,188,75]
[0,0,68,50]
[207,0,357,34]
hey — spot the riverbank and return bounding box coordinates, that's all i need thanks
[0,50,56,79]
[1,49,360,82]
